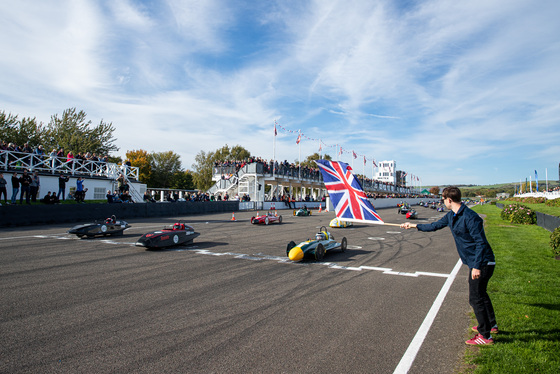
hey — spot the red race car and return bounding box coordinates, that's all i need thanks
[250,211,283,225]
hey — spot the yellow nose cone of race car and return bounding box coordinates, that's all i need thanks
[288,246,304,262]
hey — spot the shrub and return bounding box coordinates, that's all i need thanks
[500,203,536,224]
[545,198,560,207]
[551,227,560,256]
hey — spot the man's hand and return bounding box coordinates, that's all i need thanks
[400,222,417,229]
[471,268,481,280]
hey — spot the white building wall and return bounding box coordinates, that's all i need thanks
[375,160,396,184]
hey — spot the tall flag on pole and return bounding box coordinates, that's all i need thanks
[274,120,277,136]
[296,133,301,144]
[315,160,384,224]
[352,150,357,159]
[535,170,538,192]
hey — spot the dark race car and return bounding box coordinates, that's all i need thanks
[397,203,411,215]
[286,226,347,262]
[250,211,283,225]
[68,215,130,238]
[135,222,200,249]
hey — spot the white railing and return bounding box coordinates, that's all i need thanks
[0,149,139,180]
[514,191,560,200]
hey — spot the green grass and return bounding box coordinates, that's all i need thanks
[501,200,560,217]
[464,204,560,373]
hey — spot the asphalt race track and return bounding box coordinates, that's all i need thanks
[1,206,473,374]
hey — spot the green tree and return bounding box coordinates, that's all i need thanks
[191,144,251,190]
[150,151,182,188]
[126,149,152,185]
[0,111,45,147]
[300,153,332,168]
[170,170,194,190]
[44,108,118,156]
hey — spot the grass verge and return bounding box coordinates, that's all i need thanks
[463,204,560,373]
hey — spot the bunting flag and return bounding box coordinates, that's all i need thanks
[315,160,384,225]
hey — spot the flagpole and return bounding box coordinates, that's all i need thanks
[298,129,301,179]
[546,168,548,191]
[273,120,276,173]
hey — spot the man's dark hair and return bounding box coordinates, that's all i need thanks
[442,186,462,202]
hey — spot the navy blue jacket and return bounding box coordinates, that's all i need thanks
[416,204,495,269]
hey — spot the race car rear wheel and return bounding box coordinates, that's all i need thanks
[315,244,325,261]
[250,217,255,224]
[341,237,347,252]
[278,216,283,224]
[265,217,269,225]
[286,241,296,256]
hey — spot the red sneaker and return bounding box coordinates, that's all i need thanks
[466,334,494,345]
[472,325,499,334]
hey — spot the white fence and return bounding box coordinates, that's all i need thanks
[0,149,139,180]
[514,191,560,200]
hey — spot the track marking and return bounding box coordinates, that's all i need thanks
[11,234,450,278]
[393,258,463,373]
[368,237,385,240]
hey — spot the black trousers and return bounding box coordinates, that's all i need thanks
[468,265,497,339]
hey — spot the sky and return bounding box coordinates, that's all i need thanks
[1,0,559,186]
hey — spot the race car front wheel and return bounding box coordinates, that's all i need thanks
[341,237,347,252]
[315,244,325,261]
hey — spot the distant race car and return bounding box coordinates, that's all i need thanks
[329,217,353,228]
[68,215,130,238]
[397,203,411,214]
[286,226,347,262]
[406,209,418,219]
[251,211,283,225]
[135,222,200,249]
[293,207,312,216]
[437,204,445,212]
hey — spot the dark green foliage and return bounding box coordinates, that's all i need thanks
[550,227,560,256]
[1,108,118,157]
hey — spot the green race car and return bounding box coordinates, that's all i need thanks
[293,207,312,216]
[286,226,347,262]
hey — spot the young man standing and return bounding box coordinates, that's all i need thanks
[401,186,497,345]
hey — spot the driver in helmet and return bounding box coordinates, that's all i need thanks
[315,232,327,241]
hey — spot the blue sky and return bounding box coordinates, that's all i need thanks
[1,0,559,186]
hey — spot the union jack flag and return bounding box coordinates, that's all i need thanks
[315,159,384,224]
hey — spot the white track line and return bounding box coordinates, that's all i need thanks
[393,258,463,373]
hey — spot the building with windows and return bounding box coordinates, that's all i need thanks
[375,160,396,184]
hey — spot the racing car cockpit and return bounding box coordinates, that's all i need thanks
[173,223,186,230]
[315,232,327,241]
